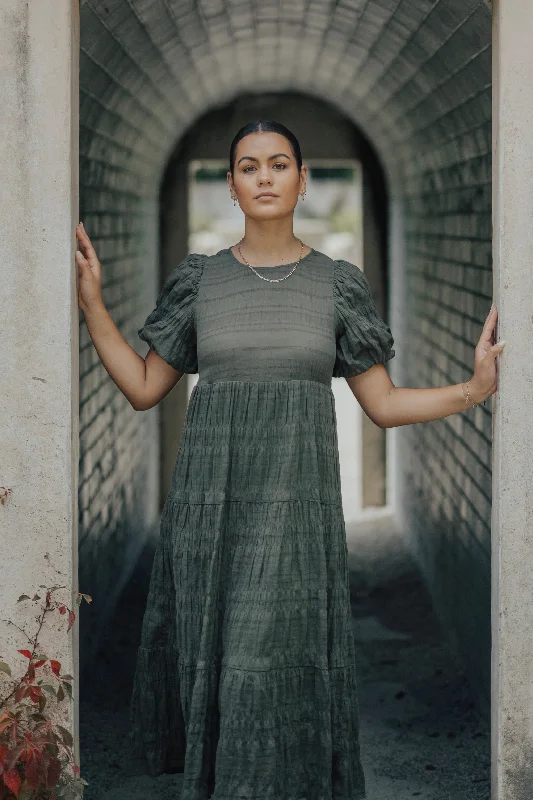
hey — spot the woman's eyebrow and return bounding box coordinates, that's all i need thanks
[237,153,291,165]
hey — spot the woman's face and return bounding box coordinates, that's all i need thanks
[227,132,307,221]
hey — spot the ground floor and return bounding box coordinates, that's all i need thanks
[80,515,489,800]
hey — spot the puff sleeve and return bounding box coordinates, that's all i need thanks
[332,259,395,379]
[138,252,205,373]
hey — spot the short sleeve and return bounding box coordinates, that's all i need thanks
[138,252,206,373]
[332,259,395,379]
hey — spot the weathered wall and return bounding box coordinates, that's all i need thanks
[0,0,80,754]
[78,0,493,713]
[491,1,533,795]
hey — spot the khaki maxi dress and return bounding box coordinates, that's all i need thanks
[128,247,395,800]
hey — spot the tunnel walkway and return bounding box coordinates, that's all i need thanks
[76,0,495,721]
[4,2,533,798]
[79,516,488,800]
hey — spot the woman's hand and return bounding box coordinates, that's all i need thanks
[469,304,505,403]
[75,222,103,313]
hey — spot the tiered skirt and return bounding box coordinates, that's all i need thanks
[129,379,366,800]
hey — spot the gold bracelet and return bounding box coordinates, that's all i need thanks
[462,381,481,408]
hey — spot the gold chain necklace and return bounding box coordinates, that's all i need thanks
[236,238,305,283]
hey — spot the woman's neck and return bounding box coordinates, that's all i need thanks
[236,217,308,266]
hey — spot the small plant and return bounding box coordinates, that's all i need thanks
[0,586,92,799]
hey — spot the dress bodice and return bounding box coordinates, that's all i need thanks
[195,248,336,386]
[137,247,395,384]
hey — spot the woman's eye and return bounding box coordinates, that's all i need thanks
[242,163,286,172]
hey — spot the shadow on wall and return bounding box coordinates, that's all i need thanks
[78,467,159,672]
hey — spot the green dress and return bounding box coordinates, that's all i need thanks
[128,247,395,800]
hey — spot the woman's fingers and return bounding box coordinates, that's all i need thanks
[76,222,99,263]
[490,340,506,358]
[76,232,92,261]
[76,227,94,257]
[475,305,498,359]
[75,223,102,292]
[479,304,498,345]
[75,249,89,268]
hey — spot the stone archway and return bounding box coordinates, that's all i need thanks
[158,91,392,514]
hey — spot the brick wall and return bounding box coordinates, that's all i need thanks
[78,0,493,709]
[376,6,493,714]
[78,115,161,660]
[400,126,493,713]
[336,0,493,713]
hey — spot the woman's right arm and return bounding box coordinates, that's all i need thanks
[76,223,184,411]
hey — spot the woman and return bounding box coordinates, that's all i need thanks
[75,120,503,800]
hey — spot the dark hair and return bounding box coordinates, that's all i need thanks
[229,120,303,174]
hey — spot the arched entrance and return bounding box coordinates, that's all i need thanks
[158,92,392,525]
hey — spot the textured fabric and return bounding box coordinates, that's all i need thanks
[138,252,205,374]
[129,247,395,799]
[333,260,395,379]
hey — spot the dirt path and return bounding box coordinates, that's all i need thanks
[346,515,489,800]
[79,515,489,800]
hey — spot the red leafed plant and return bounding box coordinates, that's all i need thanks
[0,586,92,799]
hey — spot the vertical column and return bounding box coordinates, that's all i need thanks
[387,193,407,522]
[362,164,387,509]
[159,155,190,510]
[0,0,79,760]
[492,2,533,797]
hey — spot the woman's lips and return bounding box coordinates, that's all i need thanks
[255,193,279,199]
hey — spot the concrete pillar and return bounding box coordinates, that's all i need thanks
[0,0,79,762]
[492,2,533,797]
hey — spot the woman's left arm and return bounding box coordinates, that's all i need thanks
[346,305,506,429]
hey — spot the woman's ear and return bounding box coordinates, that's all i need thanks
[299,164,308,194]
[227,171,234,193]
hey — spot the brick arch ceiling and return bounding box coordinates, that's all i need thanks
[80,0,491,194]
